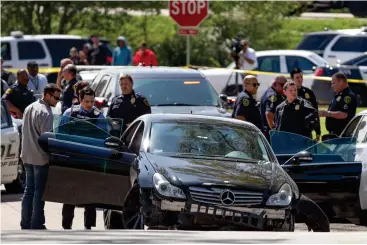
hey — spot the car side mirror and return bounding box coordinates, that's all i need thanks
[219,94,228,103]
[293,151,313,164]
[95,97,108,109]
[104,136,125,149]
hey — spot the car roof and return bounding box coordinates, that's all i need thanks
[257,50,321,57]
[304,29,363,35]
[100,66,207,79]
[1,34,83,41]
[139,113,258,130]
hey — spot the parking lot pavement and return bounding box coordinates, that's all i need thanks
[2,187,367,232]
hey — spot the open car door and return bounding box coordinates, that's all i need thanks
[270,130,362,206]
[38,116,136,209]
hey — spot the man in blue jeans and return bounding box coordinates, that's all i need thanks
[20,84,61,229]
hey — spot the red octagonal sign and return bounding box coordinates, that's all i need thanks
[169,0,209,27]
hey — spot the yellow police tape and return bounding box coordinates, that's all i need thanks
[7,66,366,84]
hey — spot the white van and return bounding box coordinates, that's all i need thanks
[1,31,113,69]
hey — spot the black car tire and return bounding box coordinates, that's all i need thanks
[103,209,124,229]
[274,213,295,232]
[4,160,25,194]
[122,184,144,229]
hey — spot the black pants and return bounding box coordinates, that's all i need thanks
[62,204,96,229]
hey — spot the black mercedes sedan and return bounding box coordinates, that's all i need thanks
[38,114,329,231]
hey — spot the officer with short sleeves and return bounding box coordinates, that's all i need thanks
[2,69,36,118]
[232,75,262,130]
[260,75,287,140]
[274,81,320,139]
[107,74,151,132]
[319,72,357,136]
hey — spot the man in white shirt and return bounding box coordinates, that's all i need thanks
[27,61,48,96]
[239,40,258,71]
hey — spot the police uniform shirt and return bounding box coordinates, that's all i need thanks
[326,87,357,135]
[297,86,318,110]
[232,90,263,130]
[274,97,320,138]
[60,105,107,131]
[260,87,285,129]
[61,78,78,113]
[2,83,36,113]
[107,90,151,126]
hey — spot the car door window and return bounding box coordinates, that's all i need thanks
[331,36,367,52]
[355,116,367,144]
[296,34,337,50]
[1,102,12,129]
[286,56,315,73]
[129,122,145,154]
[94,75,111,97]
[90,74,104,90]
[341,116,362,137]
[103,78,116,101]
[1,42,11,61]
[18,41,46,60]
[257,56,280,73]
[121,121,141,146]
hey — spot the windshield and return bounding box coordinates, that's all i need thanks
[270,131,358,165]
[148,122,270,162]
[52,115,124,142]
[121,78,220,107]
[342,54,367,66]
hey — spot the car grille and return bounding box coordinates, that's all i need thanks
[189,187,264,206]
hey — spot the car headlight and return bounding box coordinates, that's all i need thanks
[266,183,292,206]
[153,173,186,200]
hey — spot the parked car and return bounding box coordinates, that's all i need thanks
[38,114,329,231]
[295,27,367,65]
[270,128,365,225]
[312,52,367,106]
[1,31,113,69]
[202,50,328,105]
[1,99,24,193]
[86,66,230,118]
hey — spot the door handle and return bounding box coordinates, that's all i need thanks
[327,55,336,58]
[52,153,70,159]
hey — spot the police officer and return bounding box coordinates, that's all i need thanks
[56,58,83,91]
[59,86,105,230]
[2,69,36,118]
[260,75,287,140]
[274,81,320,139]
[60,64,78,114]
[1,57,17,86]
[107,74,151,132]
[232,75,262,130]
[319,72,357,136]
[290,68,321,140]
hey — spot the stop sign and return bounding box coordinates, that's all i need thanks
[169,0,209,27]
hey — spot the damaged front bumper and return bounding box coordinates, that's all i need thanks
[158,199,289,230]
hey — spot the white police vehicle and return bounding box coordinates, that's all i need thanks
[1,100,24,193]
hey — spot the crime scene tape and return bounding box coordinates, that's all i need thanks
[7,65,366,84]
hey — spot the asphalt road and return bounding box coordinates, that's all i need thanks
[2,187,367,243]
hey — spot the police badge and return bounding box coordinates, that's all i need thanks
[295,104,300,110]
[242,98,250,106]
[305,93,310,99]
[130,97,136,104]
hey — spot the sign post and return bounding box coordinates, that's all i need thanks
[169,0,209,66]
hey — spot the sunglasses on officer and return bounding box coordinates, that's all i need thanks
[245,82,260,87]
